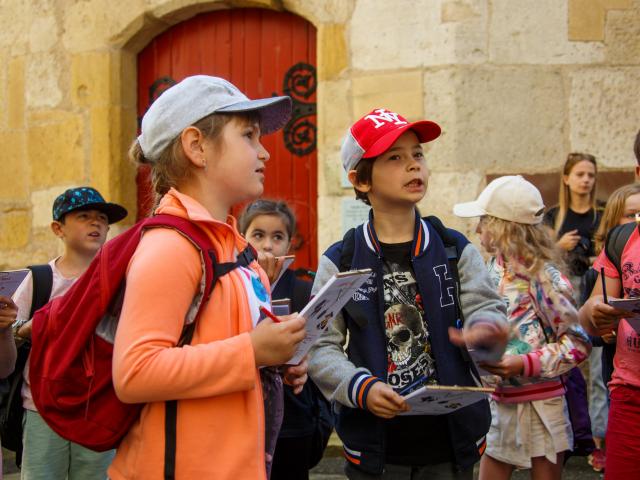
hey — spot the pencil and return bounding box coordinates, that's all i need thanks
[260,306,282,323]
[601,267,608,304]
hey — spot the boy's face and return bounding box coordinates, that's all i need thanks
[51,209,109,256]
[364,130,429,209]
[202,117,270,206]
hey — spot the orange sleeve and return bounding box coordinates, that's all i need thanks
[112,228,257,403]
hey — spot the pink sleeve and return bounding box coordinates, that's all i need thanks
[112,229,257,404]
[593,249,618,279]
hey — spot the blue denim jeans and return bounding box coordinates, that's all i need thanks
[21,409,114,480]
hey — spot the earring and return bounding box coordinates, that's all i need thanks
[202,161,207,171]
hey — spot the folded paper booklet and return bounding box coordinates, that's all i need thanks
[609,298,640,333]
[400,385,494,416]
[286,269,372,365]
[271,256,295,290]
[0,269,29,298]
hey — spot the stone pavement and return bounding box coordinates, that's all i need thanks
[3,446,604,479]
[309,455,603,479]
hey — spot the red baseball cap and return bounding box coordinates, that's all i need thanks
[341,108,441,171]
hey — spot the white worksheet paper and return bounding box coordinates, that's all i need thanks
[400,385,493,415]
[286,269,372,365]
[0,269,29,298]
[608,298,640,333]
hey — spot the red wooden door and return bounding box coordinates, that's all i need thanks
[136,8,318,271]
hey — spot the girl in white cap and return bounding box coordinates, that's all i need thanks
[109,76,306,480]
[454,175,591,480]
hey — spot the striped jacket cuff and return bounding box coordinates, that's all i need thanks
[520,352,542,377]
[348,372,382,409]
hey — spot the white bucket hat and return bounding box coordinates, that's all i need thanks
[453,175,545,225]
[138,75,292,161]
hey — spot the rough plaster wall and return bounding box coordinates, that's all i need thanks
[0,0,638,267]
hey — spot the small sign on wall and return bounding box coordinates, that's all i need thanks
[342,198,371,234]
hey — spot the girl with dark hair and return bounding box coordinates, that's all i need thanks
[240,199,333,480]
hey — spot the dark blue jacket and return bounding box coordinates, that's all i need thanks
[308,211,507,474]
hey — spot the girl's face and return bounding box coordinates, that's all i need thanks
[476,216,495,254]
[203,118,270,206]
[563,160,596,197]
[620,193,640,225]
[245,214,291,257]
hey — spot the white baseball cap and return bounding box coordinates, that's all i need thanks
[453,175,545,225]
[138,75,292,161]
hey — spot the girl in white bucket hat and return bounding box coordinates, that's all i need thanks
[454,176,591,480]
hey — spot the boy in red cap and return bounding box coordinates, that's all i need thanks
[308,108,509,479]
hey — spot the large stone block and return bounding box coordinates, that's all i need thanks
[7,57,25,129]
[63,0,146,52]
[0,210,30,249]
[568,0,633,41]
[71,52,112,107]
[317,195,344,253]
[350,0,487,70]
[28,110,85,188]
[31,185,76,228]
[490,0,604,64]
[318,23,347,81]
[89,107,114,197]
[605,7,640,65]
[569,67,640,169]
[418,170,484,237]
[29,15,58,53]
[282,0,354,25]
[26,52,63,108]
[0,0,29,54]
[317,79,351,148]
[0,131,28,200]
[352,71,424,119]
[423,67,566,173]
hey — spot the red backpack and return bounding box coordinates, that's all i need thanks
[29,214,255,461]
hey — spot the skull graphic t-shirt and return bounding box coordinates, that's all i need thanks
[381,241,437,391]
[379,241,453,466]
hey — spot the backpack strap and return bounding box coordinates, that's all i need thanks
[27,264,53,319]
[604,221,637,281]
[339,228,356,272]
[143,215,258,480]
[337,228,371,328]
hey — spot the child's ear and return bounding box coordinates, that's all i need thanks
[180,126,207,169]
[50,221,64,239]
[347,170,371,193]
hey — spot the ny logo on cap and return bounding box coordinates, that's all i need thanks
[365,109,408,129]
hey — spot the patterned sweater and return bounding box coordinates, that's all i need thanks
[484,257,591,403]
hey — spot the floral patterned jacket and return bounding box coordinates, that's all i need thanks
[483,257,591,402]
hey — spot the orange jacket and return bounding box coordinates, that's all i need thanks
[109,189,267,479]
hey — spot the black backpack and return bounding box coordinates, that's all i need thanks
[604,221,638,281]
[0,264,53,468]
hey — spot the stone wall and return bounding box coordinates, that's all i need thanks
[1,0,638,269]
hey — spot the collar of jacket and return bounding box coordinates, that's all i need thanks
[362,208,430,259]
